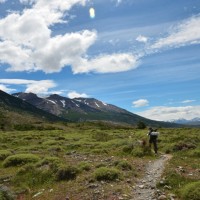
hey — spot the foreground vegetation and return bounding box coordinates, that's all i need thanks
[0,122,199,200]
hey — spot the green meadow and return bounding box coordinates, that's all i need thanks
[0,122,199,200]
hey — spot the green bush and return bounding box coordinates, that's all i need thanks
[78,162,91,171]
[48,145,63,152]
[114,160,132,171]
[0,150,12,161]
[91,132,111,142]
[181,181,200,200]
[14,164,53,188]
[164,170,189,188]
[0,186,15,200]
[93,167,121,181]
[131,147,144,157]
[136,121,146,129]
[55,165,79,181]
[188,149,200,158]
[13,124,35,131]
[122,144,134,154]
[37,156,62,172]
[3,154,40,167]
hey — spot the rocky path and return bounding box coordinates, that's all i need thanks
[132,154,173,200]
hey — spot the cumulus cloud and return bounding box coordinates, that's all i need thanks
[0,79,56,94]
[0,0,139,74]
[136,106,200,121]
[151,15,200,49]
[181,99,196,104]
[67,91,89,99]
[0,0,94,73]
[72,53,139,74]
[136,35,148,43]
[132,99,149,107]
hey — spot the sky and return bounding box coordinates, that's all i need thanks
[0,0,200,121]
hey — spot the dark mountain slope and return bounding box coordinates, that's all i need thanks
[0,90,66,128]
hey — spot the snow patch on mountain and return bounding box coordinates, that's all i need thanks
[102,102,107,106]
[95,102,100,108]
[72,100,80,107]
[60,100,66,108]
[46,99,56,104]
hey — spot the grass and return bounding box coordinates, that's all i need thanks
[93,167,121,181]
[0,122,199,199]
[3,154,40,167]
[180,181,200,200]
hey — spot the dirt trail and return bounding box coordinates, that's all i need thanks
[131,154,173,200]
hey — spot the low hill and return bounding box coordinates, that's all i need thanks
[13,92,180,128]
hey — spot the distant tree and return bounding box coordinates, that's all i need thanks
[137,121,146,129]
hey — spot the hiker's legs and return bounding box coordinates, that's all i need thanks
[153,139,158,154]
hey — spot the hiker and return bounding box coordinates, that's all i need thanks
[148,127,159,154]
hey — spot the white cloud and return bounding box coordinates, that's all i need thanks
[67,91,89,99]
[0,79,56,94]
[0,0,6,3]
[132,99,149,107]
[181,99,196,104]
[136,106,200,121]
[33,30,97,73]
[151,15,200,49]
[0,1,138,74]
[0,84,16,93]
[0,0,98,74]
[72,53,139,74]
[136,35,148,43]
[19,0,35,5]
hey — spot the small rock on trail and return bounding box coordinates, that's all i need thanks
[131,154,172,200]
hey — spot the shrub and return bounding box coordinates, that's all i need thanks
[91,132,111,142]
[3,154,40,167]
[14,164,53,187]
[93,167,121,181]
[122,143,134,154]
[13,124,35,131]
[0,150,12,161]
[189,149,200,158]
[55,165,79,181]
[131,147,144,157]
[164,170,189,188]
[136,121,146,129]
[181,181,200,200]
[48,145,63,152]
[37,157,62,172]
[78,162,91,171]
[0,185,15,200]
[114,160,132,171]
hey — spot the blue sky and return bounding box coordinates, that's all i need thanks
[0,0,200,121]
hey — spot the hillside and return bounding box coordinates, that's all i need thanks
[13,92,179,128]
[0,90,66,130]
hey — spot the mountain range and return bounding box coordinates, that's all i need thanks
[11,92,179,127]
[170,118,200,126]
[0,90,65,130]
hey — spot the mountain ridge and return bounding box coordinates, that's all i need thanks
[0,90,66,129]
[169,118,200,125]
[12,92,180,127]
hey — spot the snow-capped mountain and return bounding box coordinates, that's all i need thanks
[13,93,128,116]
[169,118,200,125]
[12,92,180,127]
